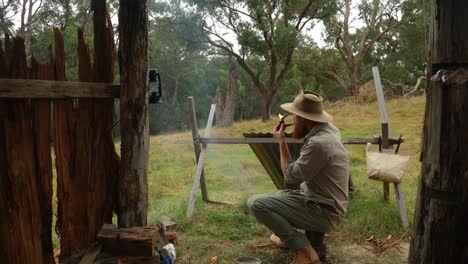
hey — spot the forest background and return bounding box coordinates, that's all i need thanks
[0,0,427,134]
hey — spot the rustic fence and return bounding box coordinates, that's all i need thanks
[0,3,119,263]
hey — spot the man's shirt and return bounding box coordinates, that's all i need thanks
[286,123,350,222]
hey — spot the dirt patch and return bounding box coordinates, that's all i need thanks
[327,242,409,264]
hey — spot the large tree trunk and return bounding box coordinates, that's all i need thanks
[214,86,224,125]
[409,1,468,263]
[118,0,149,227]
[260,91,273,122]
[220,55,238,126]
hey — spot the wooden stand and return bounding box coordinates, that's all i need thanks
[372,66,408,229]
[186,96,406,220]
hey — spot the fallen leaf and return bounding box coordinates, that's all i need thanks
[208,256,218,264]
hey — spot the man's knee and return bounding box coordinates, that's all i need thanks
[247,194,267,215]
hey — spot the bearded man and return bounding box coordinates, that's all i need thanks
[247,91,350,264]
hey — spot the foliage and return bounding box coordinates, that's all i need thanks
[373,0,428,95]
[186,0,338,120]
[2,0,427,135]
[323,0,415,96]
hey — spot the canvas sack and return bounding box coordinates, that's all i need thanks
[366,143,410,183]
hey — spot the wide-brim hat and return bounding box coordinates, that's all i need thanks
[280,91,333,123]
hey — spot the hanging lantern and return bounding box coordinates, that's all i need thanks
[148,69,162,104]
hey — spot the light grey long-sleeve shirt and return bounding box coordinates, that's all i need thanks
[286,123,350,220]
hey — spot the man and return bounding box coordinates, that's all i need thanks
[247,91,349,264]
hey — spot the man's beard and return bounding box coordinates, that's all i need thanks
[292,122,309,139]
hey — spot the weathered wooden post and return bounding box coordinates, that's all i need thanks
[118,0,149,227]
[409,0,468,263]
[372,66,391,201]
[188,97,210,202]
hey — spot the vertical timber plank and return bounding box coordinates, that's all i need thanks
[188,97,209,202]
[90,0,120,235]
[0,37,44,263]
[53,27,85,260]
[118,0,150,227]
[31,55,55,264]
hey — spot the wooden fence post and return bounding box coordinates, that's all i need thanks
[187,104,216,219]
[409,0,468,262]
[118,0,149,227]
[372,66,391,201]
[188,97,209,202]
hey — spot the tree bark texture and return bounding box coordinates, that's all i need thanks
[0,37,53,263]
[261,91,273,122]
[214,86,224,125]
[409,1,468,263]
[31,54,55,264]
[118,0,149,227]
[55,1,120,259]
[220,55,238,127]
[214,56,239,127]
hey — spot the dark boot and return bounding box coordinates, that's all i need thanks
[306,231,326,262]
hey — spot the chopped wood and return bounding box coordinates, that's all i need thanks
[161,216,177,231]
[97,224,158,257]
[78,243,102,264]
[94,254,160,264]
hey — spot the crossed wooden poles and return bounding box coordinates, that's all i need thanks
[186,67,408,229]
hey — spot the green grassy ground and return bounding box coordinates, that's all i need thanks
[146,95,425,263]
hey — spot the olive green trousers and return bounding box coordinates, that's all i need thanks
[247,190,335,251]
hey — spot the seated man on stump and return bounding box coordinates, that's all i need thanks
[248,91,350,264]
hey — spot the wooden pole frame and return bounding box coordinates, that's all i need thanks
[188,97,209,202]
[186,97,406,220]
[372,66,408,229]
[187,103,216,219]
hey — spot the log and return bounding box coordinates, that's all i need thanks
[94,254,160,264]
[97,224,158,257]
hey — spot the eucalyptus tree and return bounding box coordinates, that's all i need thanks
[324,0,406,96]
[372,0,427,96]
[189,0,336,120]
[0,0,19,35]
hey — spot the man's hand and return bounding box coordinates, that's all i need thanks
[273,122,286,143]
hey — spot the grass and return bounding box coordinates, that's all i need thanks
[145,95,426,263]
